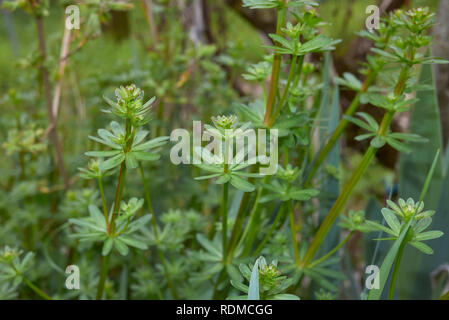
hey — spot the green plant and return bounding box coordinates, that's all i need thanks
[229,256,299,300]
[1,0,448,302]
[300,7,447,270]
[70,84,172,299]
[0,246,51,300]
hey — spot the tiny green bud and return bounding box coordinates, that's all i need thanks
[211,114,238,129]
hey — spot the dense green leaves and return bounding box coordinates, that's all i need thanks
[0,247,34,286]
[86,122,168,171]
[69,199,151,256]
[346,112,427,153]
[267,34,340,56]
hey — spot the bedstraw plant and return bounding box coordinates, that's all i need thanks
[1,0,448,301]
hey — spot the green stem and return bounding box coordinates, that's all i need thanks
[97,121,131,300]
[301,110,395,267]
[288,200,300,265]
[96,162,126,300]
[157,250,177,299]
[208,203,221,239]
[222,182,229,261]
[303,29,396,183]
[23,276,52,300]
[138,162,178,300]
[240,177,269,256]
[305,92,361,186]
[387,239,406,300]
[212,268,227,299]
[419,149,440,202]
[227,166,258,258]
[308,231,354,269]
[138,163,157,233]
[97,177,109,225]
[155,99,165,137]
[108,162,127,235]
[10,261,52,300]
[226,192,250,259]
[301,56,413,268]
[263,7,286,126]
[304,70,378,187]
[394,66,410,96]
[291,55,305,92]
[262,81,268,105]
[96,253,110,300]
[268,55,300,127]
[253,203,286,256]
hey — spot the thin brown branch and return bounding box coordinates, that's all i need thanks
[140,0,160,43]
[52,26,72,118]
[59,36,87,63]
[35,17,70,189]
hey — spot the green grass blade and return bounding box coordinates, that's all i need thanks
[419,149,440,202]
[248,258,260,300]
[367,217,414,300]
[308,84,342,293]
[318,84,341,250]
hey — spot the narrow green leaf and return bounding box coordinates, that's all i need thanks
[248,258,260,300]
[230,176,255,192]
[414,231,443,241]
[409,241,433,255]
[102,238,114,256]
[114,239,130,256]
[119,236,148,250]
[381,208,401,235]
[367,217,414,300]
[99,153,125,171]
[133,151,160,162]
[196,234,222,258]
[85,150,120,157]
